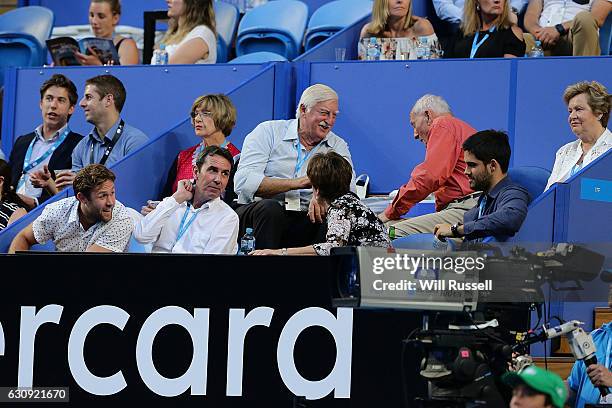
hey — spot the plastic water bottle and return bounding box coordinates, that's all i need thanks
[528,40,544,58]
[416,37,430,60]
[366,37,380,61]
[239,227,256,255]
[151,44,169,65]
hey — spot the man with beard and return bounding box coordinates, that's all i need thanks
[8,74,83,208]
[433,130,531,242]
[9,164,133,253]
[133,145,239,254]
[234,84,355,249]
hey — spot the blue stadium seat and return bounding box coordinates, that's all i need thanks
[228,51,288,64]
[214,1,239,63]
[600,12,612,55]
[392,233,455,251]
[236,0,308,60]
[507,166,551,202]
[0,6,54,86]
[304,0,372,51]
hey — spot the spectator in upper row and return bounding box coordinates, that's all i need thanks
[434,130,531,242]
[433,0,528,35]
[546,80,611,191]
[77,0,139,65]
[8,74,83,209]
[31,74,148,196]
[141,93,241,215]
[446,0,526,58]
[0,160,27,231]
[9,164,133,253]
[524,0,611,56]
[380,94,479,238]
[156,0,217,64]
[234,84,355,250]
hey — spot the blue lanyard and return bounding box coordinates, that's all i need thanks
[570,162,583,176]
[175,203,200,245]
[470,26,496,59]
[606,335,611,370]
[477,196,488,219]
[294,141,321,177]
[18,127,70,190]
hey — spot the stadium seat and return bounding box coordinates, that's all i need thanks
[228,51,288,64]
[236,0,308,60]
[304,0,372,51]
[392,233,455,251]
[0,6,54,86]
[214,1,239,63]
[507,166,551,202]
[600,12,612,55]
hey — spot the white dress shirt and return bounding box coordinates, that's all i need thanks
[32,197,133,252]
[545,128,611,191]
[234,119,355,210]
[538,0,605,27]
[133,196,239,254]
[433,0,529,23]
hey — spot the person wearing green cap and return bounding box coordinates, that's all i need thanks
[503,365,568,408]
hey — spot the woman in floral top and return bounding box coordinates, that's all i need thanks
[252,151,391,256]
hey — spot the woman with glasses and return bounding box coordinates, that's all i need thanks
[141,94,240,215]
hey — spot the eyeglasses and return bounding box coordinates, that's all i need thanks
[190,110,212,120]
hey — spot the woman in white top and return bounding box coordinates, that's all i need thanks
[545,80,612,191]
[159,0,217,64]
[359,0,438,59]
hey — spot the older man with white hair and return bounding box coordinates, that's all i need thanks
[234,83,355,249]
[379,94,479,238]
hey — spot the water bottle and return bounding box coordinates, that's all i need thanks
[528,40,544,58]
[151,44,169,65]
[366,37,380,61]
[239,227,256,255]
[416,36,430,60]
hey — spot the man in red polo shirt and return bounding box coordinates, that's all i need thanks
[379,94,478,238]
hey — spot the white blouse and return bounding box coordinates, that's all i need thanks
[545,128,612,191]
[165,25,217,64]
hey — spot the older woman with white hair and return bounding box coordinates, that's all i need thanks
[545,81,611,191]
[234,84,355,250]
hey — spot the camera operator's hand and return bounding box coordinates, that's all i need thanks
[587,364,612,387]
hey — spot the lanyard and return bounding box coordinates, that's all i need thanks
[470,26,496,59]
[18,127,70,190]
[90,120,125,166]
[175,203,200,245]
[477,196,488,219]
[570,162,583,176]
[294,141,322,177]
[606,335,611,370]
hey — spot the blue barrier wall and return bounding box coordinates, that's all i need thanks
[1,64,263,157]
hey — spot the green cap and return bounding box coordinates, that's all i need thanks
[502,365,567,408]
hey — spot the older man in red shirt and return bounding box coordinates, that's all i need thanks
[379,94,479,238]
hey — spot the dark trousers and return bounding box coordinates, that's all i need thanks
[235,199,327,249]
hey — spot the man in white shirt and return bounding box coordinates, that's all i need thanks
[524,0,612,55]
[9,164,133,253]
[134,145,238,254]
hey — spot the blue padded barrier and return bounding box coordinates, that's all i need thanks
[1,64,263,158]
[513,56,611,169]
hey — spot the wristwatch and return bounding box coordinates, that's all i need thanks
[451,223,462,238]
[281,248,288,256]
[555,23,567,35]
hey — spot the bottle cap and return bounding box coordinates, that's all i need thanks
[160,43,166,50]
[535,40,542,46]
[246,227,253,234]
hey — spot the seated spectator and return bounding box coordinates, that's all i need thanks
[546,81,611,191]
[434,130,531,242]
[567,321,612,408]
[503,365,567,408]
[154,0,217,64]
[359,0,438,59]
[76,0,139,65]
[0,160,27,230]
[252,152,390,256]
[134,146,238,254]
[8,74,83,210]
[234,84,355,250]
[433,0,527,36]
[8,164,133,253]
[31,74,148,195]
[445,0,525,58]
[524,0,611,56]
[141,94,240,215]
[379,94,478,238]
